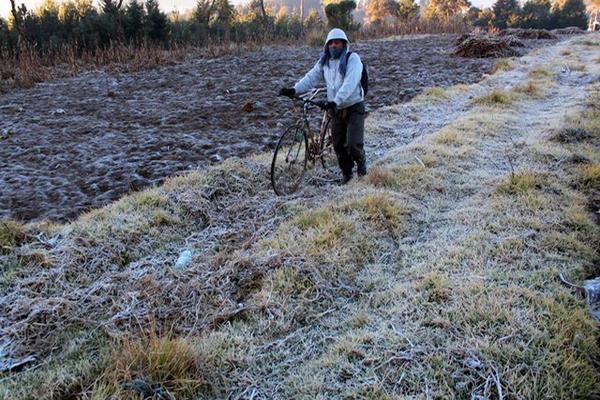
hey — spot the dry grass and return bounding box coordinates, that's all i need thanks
[0,44,181,92]
[0,41,265,93]
[560,60,587,71]
[357,19,469,41]
[529,65,552,79]
[514,80,542,97]
[434,128,464,145]
[579,163,600,190]
[496,171,543,194]
[415,86,449,102]
[417,272,451,302]
[91,331,205,399]
[575,39,600,47]
[473,89,514,106]
[362,162,442,197]
[0,220,27,254]
[306,29,327,47]
[491,58,514,73]
[499,28,557,39]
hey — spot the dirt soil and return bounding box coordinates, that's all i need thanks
[0,34,554,221]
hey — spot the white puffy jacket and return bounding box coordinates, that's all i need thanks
[293,50,364,109]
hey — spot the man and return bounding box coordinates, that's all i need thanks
[279,28,367,184]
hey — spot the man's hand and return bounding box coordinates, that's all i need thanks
[318,101,337,110]
[279,87,296,98]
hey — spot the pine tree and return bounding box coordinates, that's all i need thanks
[210,0,234,38]
[144,0,169,43]
[551,0,588,29]
[324,0,360,31]
[423,0,471,22]
[125,0,145,44]
[492,0,520,28]
[520,0,550,28]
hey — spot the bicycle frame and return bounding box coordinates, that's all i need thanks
[295,88,332,163]
[271,89,336,195]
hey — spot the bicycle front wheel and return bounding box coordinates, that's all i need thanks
[271,124,308,195]
[319,117,337,172]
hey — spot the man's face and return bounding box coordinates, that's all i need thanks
[328,39,344,50]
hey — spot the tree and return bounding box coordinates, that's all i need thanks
[210,0,234,38]
[34,0,61,50]
[467,5,480,22]
[124,0,145,44]
[423,0,471,22]
[551,0,588,29]
[10,0,28,49]
[304,8,323,30]
[467,6,493,27]
[192,0,217,42]
[97,0,124,42]
[0,16,14,52]
[74,0,94,17]
[324,0,360,31]
[365,0,399,25]
[100,0,124,15]
[396,0,419,20]
[144,0,169,43]
[519,0,550,28]
[492,0,520,28]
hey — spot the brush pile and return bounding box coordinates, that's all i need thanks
[553,26,586,35]
[454,34,522,58]
[499,28,558,39]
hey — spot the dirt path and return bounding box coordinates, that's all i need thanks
[0,35,553,222]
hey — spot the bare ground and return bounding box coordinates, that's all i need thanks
[0,34,554,222]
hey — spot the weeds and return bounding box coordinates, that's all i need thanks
[473,89,514,106]
[491,58,513,73]
[92,332,205,399]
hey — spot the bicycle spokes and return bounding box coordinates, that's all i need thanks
[271,126,307,195]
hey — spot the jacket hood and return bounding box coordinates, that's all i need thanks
[325,28,350,46]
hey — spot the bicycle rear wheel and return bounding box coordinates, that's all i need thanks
[271,124,308,195]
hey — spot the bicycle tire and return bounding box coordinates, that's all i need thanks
[271,124,308,196]
[319,117,337,171]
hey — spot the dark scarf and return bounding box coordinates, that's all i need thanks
[319,45,349,76]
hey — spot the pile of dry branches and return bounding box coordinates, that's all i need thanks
[454,34,522,58]
[552,26,586,35]
[499,28,558,39]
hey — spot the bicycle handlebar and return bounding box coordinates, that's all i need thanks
[278,93,327,110]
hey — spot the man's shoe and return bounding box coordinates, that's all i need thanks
[357,162,367,177]
[342,172,353,184]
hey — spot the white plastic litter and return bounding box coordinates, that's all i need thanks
[175,250,192,269]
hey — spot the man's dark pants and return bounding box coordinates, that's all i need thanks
[331,101,366,176]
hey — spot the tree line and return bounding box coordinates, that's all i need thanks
[469,0,591,30]
[0,0,595,58]
[1,0,327,56]
[364,0,591,30]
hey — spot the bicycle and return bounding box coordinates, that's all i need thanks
[271,88,337,196]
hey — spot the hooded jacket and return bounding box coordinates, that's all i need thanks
[293,43,364,109]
